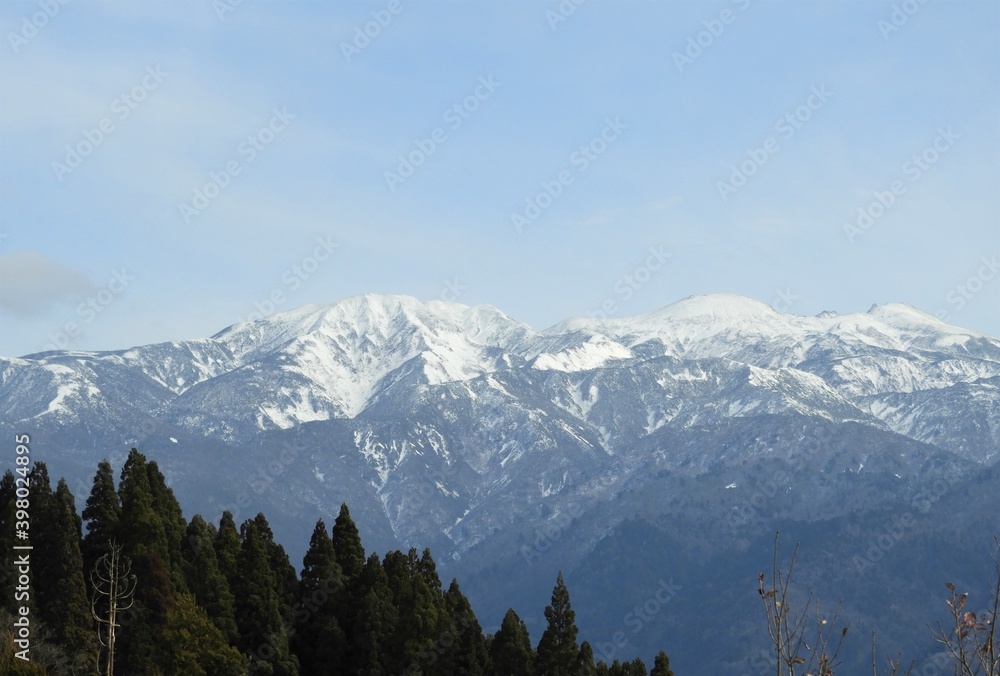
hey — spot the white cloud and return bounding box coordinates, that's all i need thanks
[0,251,95,316]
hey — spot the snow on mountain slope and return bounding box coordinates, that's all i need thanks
[531,335,633,372]
[4,293,996,676]
[199,294,538,422]
[3,292,998,461]
[551,294,1000,395]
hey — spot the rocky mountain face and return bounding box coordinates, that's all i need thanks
[3,293,999,673]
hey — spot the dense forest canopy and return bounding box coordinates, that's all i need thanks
[0,450,673,675]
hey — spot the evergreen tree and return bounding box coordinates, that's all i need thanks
[625,657,648,675]
[215,510,242,591]
[82,459,121,580]
[183,514,239,643]
[146,460,190,594]
[294,520,346,673]
[439,578,490,675]
[607,658,650,676]
[234,515,299,675]
[253,513,299,626]
[26,465,93,672]
[536,571,580,676]
[332,503,365,582]
[331,503,367,667]
[382,548,446,671]
[578,641,598,676]
[491,608,535,676]
[50,479,96,673]
[650,650,674,676]
[163,593,248,675]
[116,448,177,673]
[417,546,443,594]
[0,472,17,614]
[349,552,398,675]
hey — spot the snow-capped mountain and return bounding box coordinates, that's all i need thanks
[6,293,997,458]
[3,293,999,673]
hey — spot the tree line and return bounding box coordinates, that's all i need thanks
[0,449,674,675]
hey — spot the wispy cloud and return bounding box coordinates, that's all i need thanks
[0,251,94,316]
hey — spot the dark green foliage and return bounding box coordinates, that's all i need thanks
[18,454,674,675]
[183,514,239,643]
[116,448,176,673]
[146,460,190,594]
[578,641,598,675]
[625,657,648,675]
[350,553,398,675]
[536,571,580,676]
[439,578,491,675]
[417,546,443,593]
[491,608,536,676]
[0,472,17,615]
[163,593,248,675]
[650,650,674,676]
[252,512,299,626]
[606,657,648,675]
[234,514,299,675]
[332,503,365,582]
[81,459,121,581]
[27,465,94,673]
[381,548,446,671]
[215,510,241,590]
[51,479,95,673]
[294,520,346,674]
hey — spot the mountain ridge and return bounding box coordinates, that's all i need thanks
[3,292,999,672]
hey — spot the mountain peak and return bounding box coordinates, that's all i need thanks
[866,302,941,322]
[655,293,779,318]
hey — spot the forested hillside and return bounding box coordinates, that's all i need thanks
[0,449,673,675]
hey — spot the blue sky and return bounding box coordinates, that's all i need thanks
[1,0,998,357]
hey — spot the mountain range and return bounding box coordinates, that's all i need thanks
[3,293,999,673]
